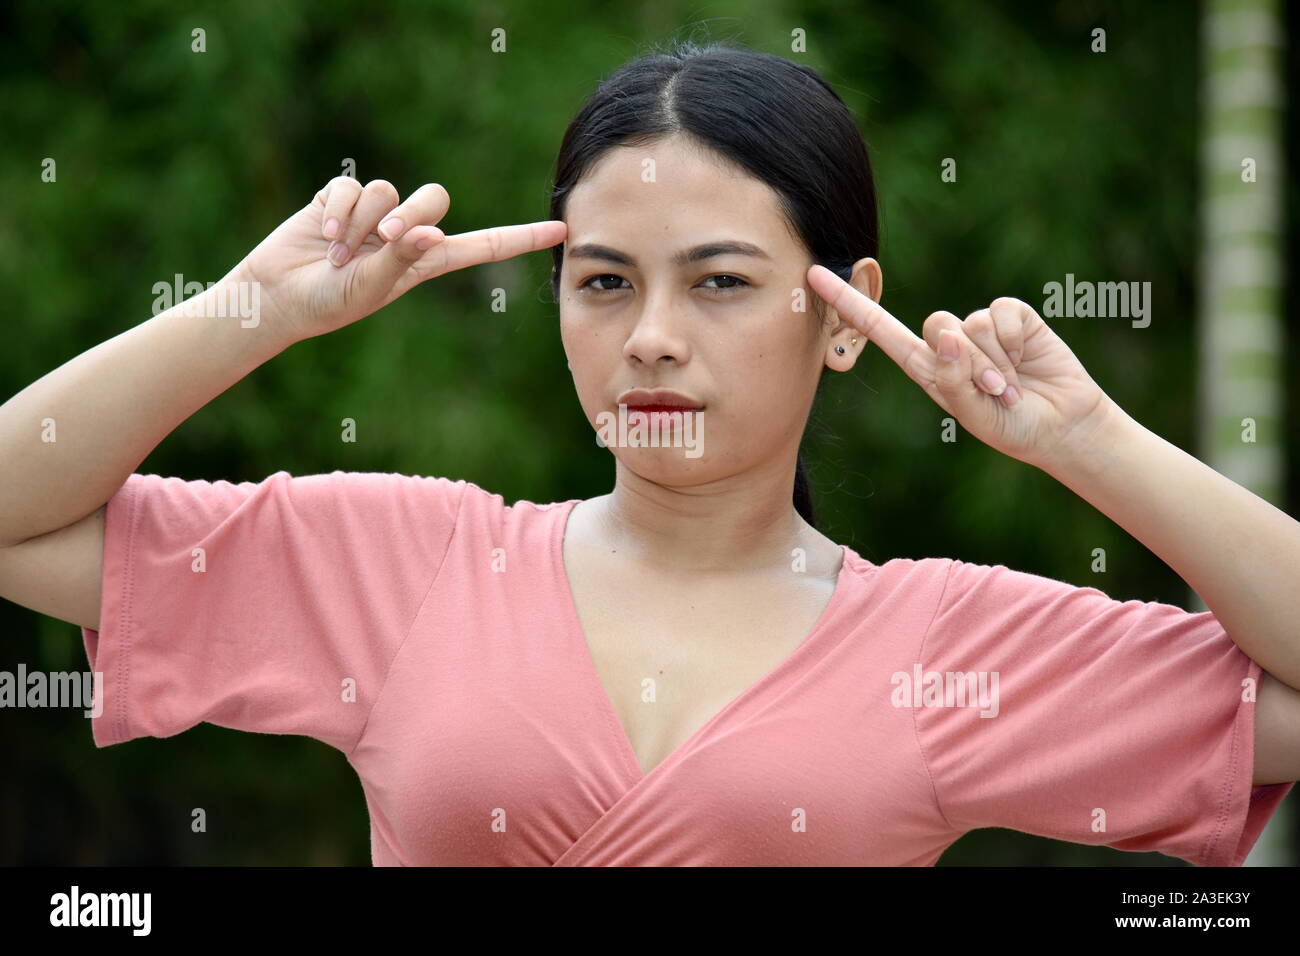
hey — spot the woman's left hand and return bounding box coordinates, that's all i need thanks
[807,265,1119,471]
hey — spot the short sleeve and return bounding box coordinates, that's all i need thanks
[79,469,467,754]
[913,558,1293,866]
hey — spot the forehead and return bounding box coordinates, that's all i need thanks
[564,138,795,255]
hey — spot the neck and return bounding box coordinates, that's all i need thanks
[589,456,835,576]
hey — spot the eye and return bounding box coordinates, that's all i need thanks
[699,274,750,293]
[575,273,752,295]
[577,274,630,293]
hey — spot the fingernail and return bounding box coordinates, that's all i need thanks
[324,218,340,240]
[938,331,960,362]
[328,241,350,266]
[379,217,404,241]
[1002,384,1021,406]
[1007,349,1021,364]
[980,368,1007,395]
[415,228,444,251]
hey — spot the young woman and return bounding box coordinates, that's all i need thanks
[2,41,1297,866]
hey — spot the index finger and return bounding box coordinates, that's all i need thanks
[429,220,568,275]
[807,264,932,385]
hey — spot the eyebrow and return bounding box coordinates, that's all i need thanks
[565,241,772,269]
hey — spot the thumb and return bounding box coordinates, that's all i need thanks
[352,224,446,304]
[934,328,981,418]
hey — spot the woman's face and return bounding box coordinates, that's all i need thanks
[558,134,857,491]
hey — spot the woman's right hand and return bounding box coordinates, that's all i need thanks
[235,177,567,343]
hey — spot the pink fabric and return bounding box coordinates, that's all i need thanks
[80,470,1292,865]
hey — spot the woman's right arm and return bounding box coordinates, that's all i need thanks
[0,266,296,551]
[0,176,566,626]
[0,268,297,631]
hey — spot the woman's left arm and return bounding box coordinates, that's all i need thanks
[1035,392,1300,691]
[809,265,1300,783]
[1043,398,1300,787]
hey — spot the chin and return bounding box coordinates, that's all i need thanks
[612,448,712,483]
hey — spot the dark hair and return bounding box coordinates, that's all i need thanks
[548,37,879,529]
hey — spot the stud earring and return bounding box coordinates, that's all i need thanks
[834,345,846,355]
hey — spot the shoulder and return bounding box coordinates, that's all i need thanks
[831,549,959,627]
[839,549,957,594]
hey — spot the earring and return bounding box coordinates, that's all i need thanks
[834,345,846,355]
[851,338,858,345]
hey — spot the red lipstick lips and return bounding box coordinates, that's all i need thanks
[616,388,704,411]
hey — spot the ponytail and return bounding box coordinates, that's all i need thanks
[793,451,816,528]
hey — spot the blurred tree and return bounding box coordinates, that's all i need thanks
[1197,0,1289,864]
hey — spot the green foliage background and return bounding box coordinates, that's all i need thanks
[0,0,1294,864]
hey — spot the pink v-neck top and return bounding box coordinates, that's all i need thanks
[79,470,1292,866]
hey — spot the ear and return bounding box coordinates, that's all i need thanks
[825,257,883,372]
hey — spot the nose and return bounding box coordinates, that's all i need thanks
[622,295,692,367]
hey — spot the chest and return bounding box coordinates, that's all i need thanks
[349,530,953,864]
[561,549,837,778]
